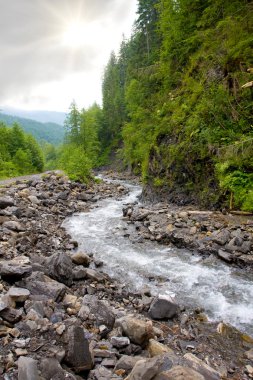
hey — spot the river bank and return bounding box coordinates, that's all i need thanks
[0,172,252,379]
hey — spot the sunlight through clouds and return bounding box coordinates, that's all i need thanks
[0,0,137,111]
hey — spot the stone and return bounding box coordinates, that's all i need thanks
[17,272,66,302]
[40,358,65,380]
[73,266,87,280]
[245,348,253,360]
[18,356,39,380]
[149,295,179,320]
[212,230,230,245]
[45,251,73,286]
[115,316,154,347]
[81,294,115,330]
[148,339,175,358]
[184,353,221,379]
[28,195,40,204]
[115,356,143,375]
[218,250,232,263]
[154,366,205,380]
[71,252,91,266]
[0,307,23,323]
[0,256,32,280]
[111,336,130,348]
[86,268,106,282]
[65,326,93,372]
[0,196,14,209]
[125,355,174,380]
[7,287,30,303]
[3,220,25,231]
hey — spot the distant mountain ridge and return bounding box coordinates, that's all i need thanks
[0,113,65,145]
[0,107,66,125]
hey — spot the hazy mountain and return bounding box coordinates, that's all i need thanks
[0,107,66,125]
[0,113,65,145]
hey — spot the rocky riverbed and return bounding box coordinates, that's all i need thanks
[0,172,253,379]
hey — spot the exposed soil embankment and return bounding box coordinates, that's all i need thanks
[0,172,252,379]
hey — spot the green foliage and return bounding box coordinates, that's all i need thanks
[99,0,253,210]
[58,144,92,183]
[0,122,44,179]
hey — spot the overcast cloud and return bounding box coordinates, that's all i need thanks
[0,0,137,111]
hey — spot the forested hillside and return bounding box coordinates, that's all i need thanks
[0,122,44,178]
[0,113,64,145]
[101,0,253,211]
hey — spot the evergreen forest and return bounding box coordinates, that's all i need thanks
[1,0,252,212]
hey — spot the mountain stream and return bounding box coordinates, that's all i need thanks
[63,179,253,336]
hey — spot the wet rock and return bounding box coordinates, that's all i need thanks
[115,316,154,347]
[154,366,205,380]
[18,356,39,380]
[71,252,91,266]
[17,272,66,302]
[45,251,73,286]
[183,353,221,379]
[81,294,115,330]
[0,196,14,209]
[125,354,174,380]
[149,295,179,320]
[86,268,106,282]
[65,326,93,372]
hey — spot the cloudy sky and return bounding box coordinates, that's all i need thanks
[0,0,137,112]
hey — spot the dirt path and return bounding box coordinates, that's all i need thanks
[0,170,64,186]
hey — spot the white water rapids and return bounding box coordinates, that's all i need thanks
[63,180,253,336]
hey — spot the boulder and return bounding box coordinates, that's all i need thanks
[71,252,91,266]
[80,294,115,330]
[149,295,179,320]
[212,230,230,245]
[125,354,174,380]
[18,356,39,380]
[39,358,65,380]
[0,196,14,209]
[153,366,205,380]
[45,251,73,286]
[17,272,66,302]
[0,256,32,280]
[115,316,154,347]
[114,355,142,375]
[64,326,93,372]
[7,287,30,303]
[3,220,25,231]
[183,353,221,380]
[148,339,176,358]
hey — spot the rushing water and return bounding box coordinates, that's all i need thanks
[63,180,253,336]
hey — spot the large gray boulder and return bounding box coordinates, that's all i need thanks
[64,326,93,372]
[79,294,115,330]
[18,356,39,380]
[0,256,32,280]
[17,272,66,302]
[149,295,179,320]
[45,252,73,286]
[153,366,205,380]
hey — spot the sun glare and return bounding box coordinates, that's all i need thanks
[62,22,86,48]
